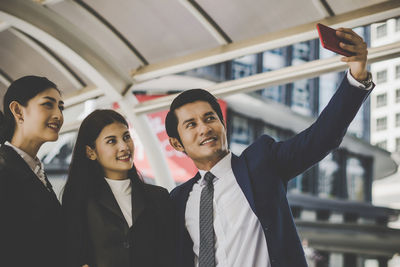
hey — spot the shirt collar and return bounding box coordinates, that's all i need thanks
[4,141,43,174]
[198,152,232,186]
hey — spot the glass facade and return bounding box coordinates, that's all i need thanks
[346,157,366,202]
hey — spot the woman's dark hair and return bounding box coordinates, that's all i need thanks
[0,75,59,144]
[165,88,224,143]
[63,109,142,204]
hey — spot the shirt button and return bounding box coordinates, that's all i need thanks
[123,241,130,248]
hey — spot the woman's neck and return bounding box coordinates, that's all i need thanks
[10,135,42,158]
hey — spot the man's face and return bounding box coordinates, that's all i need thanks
[169,101,228,170]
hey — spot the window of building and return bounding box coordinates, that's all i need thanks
[396,138,400,152]
[292,41,311,62]
[376,23,387,38]
[232,55,257,79]
[376,70,387,84]
[396,65,400,79]
[287,168,314,195]
[291,79,312,116]
[396,89,400,103]
[376,93,387,108]
[376,117,387,131]
[396,113,400,127]
[346,157,365,201]
[230,114,254,155]
[376,140,387,150]
[318,153,339,198]
[396,17,400,32]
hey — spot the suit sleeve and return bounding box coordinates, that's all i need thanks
[0,167,10,266]
[246,76,372,182]
[62,190,90,267]
[156,188,176,267]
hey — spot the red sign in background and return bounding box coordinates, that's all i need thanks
[132,95,227,183]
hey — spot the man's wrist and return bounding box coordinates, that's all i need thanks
[357,72,373,88]
[351,70,368,82]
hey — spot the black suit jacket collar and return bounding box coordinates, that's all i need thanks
[0,145,60,204]
[94,176,146,230]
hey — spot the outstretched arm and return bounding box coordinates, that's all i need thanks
[246,28,373,182]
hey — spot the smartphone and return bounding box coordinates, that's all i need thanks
[316,23,354,57]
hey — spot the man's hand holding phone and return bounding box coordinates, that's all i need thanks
[317,24,368,82]
[335,27,368,82]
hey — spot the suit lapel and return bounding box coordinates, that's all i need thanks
[131,179,145,226]
[95,178,127,225]
[177,173,200,266]
[231,154,256,214]
[0,145,60,204]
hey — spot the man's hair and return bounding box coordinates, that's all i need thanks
[165,89,224,142]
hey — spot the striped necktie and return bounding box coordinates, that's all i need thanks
[199,171,216,267]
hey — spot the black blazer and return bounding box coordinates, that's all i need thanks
[63,176,175,267]
[171,77,373,267]
[0,145,65,267]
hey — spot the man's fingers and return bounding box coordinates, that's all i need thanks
[340,42,367,53]
[340,55,366,62]
[336,28,363,45]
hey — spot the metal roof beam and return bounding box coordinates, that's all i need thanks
[178,0,231,45]
[0,68,12,87]
[131,1,400,83]
[0,20,10,32]
[9,28,85,89]
[63,85,104,108]
[132,40,400,115]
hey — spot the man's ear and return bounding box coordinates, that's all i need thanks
[9,101,24,123]
[86,145,97,160]
[169,137,185,153]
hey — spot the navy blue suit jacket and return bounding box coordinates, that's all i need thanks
[170,77,373,267]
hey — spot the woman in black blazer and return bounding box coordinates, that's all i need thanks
[62,109,175,267]
[0,76,65,267]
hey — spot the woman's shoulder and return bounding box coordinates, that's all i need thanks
[142,183,170,197]
[0,145,15,173]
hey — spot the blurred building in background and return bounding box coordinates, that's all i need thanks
[369,17,400,267]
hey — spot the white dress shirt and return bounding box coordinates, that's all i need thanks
[185,152,271,267]
[346,70,373,90]
[4,141,48,187]
[104,177,133,227]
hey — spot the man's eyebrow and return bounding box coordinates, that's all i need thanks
[182,118,195,125]
[203,111,215,117]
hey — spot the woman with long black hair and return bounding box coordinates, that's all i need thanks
[0,75,65,267]
[62,109,175,267]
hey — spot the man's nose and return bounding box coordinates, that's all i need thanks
[199,122,212,135]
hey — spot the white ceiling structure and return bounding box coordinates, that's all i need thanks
[0,0,400,189]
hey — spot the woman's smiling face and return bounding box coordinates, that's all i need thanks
[86,122,134,180]
[18,87,64,143]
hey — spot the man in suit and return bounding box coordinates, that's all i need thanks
[165,28,373,267]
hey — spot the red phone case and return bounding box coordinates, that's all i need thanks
[316,23,354,57]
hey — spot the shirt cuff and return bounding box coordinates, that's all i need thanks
[346,70,373,90]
